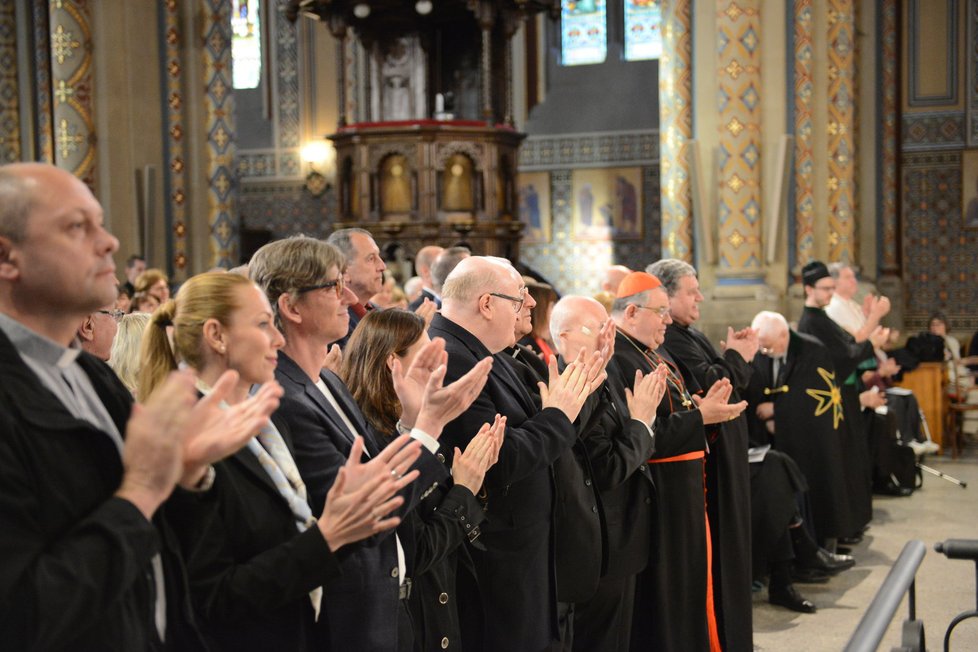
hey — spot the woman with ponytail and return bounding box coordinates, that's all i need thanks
[142,272,422,651]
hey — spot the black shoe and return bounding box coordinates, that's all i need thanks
[839,533,863,545]
[802,548,855,575]
[769,585,817,613]
[791,566,831,584]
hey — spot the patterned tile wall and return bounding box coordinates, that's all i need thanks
[0,3,20,163]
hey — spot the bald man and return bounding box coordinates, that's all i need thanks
[430,256,598,652]
[406,245,444,312]
[600,264,633,295]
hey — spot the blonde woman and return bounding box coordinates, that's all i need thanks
[108,311,151,397]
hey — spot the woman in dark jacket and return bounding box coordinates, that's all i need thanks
[140,272,416,651]
[342,309,504,651]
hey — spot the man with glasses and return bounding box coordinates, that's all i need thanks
[610,271,745,652]
[431,255,602,652]
[78,305,123,361]
[326,228,387,346]
[798,260,889,544]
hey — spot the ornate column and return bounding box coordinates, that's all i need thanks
[49,0,96,189]
[32,0,54,163]
[878,0,899,276]
[793,0,815,273]
[826,0,858,263]
[201,0,237,268]
[328,15,347,127]
[659,0,694,262]
[0,3,20,163]
[715,0,763,281]
[159,0,189,280]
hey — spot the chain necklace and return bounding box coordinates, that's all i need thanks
[619,330,695,411]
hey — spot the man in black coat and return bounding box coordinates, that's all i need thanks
[610,271,746,652]
[648,259,755,652]
[0,163,277,650]
[431,256,599,652]
[550,294,667,652]
[250,236,492,651]
[796,261,889,539]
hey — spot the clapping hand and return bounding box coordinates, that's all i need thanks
[720,326,759,363]
[691,378,748,425]
[452,415,507,494]
[625,365,668,425]
[538,352,592,423]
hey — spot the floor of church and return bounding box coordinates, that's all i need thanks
[752,442,978,651]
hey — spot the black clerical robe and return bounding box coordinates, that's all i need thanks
[612,330,713,652]
[661,323,753,652]
[746,330,853,542]
[797,306,875,533]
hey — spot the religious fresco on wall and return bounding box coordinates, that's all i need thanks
[518,171,552,244]
[623,0,663,61]
[961,150,978,229]
[571,167,643,241]
[561,0,607,66]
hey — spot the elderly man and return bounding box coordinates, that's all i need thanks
[430,256,598,652]
[406,244,444,311]
[78,304,121,361]
[413,245,471,315]
[611,271,745,652]
[647,258,755,652]
[0,163,278,649]
[798,261,890,541]
[249,236,492,651]
[326,227,387,345]
[550,294,667,652]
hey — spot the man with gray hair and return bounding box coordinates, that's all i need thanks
[647,258,756,652]
[430,256,601,651]
[409,245,469,313]
[326,227,386,346]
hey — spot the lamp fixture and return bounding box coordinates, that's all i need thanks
[301,140,336,197]
[352,3,370,18]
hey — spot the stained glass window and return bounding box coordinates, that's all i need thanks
[623,0,663,61]
[231,0,262,89]
[561,0,607,66]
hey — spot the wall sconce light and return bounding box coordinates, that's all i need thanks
[301,140,335,198]
[352,3,371,18]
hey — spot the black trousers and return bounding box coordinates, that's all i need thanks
[572,575,637,652]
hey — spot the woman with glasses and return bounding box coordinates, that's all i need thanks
[341,308,504,652]
[139,271,419,651]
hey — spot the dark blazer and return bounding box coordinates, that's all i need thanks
[576,358,656,580]
[273,351,449,651]
[165,413,342,651]
[0,328,205,651]
[429,314,578,651]
[408,288,441,313]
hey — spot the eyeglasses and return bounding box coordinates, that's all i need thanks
[297,277,345,297]
[97,309,125,322]
[813,283,836,292]
[488,288,526,312]
[633,304,670,318]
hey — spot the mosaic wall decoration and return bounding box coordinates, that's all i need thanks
[878,0,899,275]
[203,0,237,267]
[826,0,857,264]
[520,166,661,296]
[901,151,978,331]
[50,0,96,189]
[901,111,966,151]
[959,149,978,228]
[0,3,20,163]
[792,0,815,272]
[158,0,189,279]
[517,171,551,244]
[239,180,331,239]
[519,130,659,170]
[658,0,694,262]
[715,0,763,280]
[33,0,54,163]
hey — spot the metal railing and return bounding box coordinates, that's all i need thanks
[844,540,927,652]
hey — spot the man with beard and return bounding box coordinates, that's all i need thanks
[797,261,889,542]
[647,259,755,652]
[611,271,745,652]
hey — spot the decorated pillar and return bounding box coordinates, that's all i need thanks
[659,0,694,262]
[201,0,237,268]
[715,0,763,281]
[826,0,858,263]
[32,0,55,163]
[792,0,815,272]
[159,0,189,280]
[49,0,96,188]
[0,2,20,163]
[878,0,899,276]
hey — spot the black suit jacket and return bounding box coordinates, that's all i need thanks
[166,413,342,651]
[408,288,441,313]
[0,328,205,651]
[429,314,577,651]
[274,351,449,651]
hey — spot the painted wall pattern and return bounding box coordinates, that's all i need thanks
[202,0,237,267]
[826,0,857,264]
[240,180,332,239]
[658,0,694,262]
[519,130,659,169]
[158,0,189,279]
[878,0,899,276]
[33,0,54,163]
[901,111,966,151]
[715,0,763,280]
[0,3,20,163]
[49,0,96,189]
[793,0,815,272]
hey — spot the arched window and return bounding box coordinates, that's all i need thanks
[561,0,607,66]
[623,0,663,61]
[231,0,262,89]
